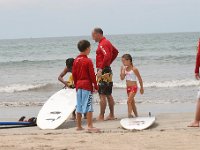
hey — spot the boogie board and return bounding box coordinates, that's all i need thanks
[0,122,35,126]
[120,117,156,130]
[0,116,37,127]
[37,88,77,130]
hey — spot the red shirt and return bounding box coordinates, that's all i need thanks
[195,40,200,73]
[72,54,98,92]
[96,37,119,69]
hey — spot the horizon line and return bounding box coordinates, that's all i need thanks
[0,31,199,41]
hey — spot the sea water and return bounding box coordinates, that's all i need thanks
[0,32,200,107]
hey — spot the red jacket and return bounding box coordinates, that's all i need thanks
[96,37,119,69]
[72,54,98,92]
[195,39,200,73]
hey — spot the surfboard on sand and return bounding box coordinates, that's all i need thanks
[0,122,35,126]
[37,88,77,130]
[0,116,37,127]
[120,116,156,130]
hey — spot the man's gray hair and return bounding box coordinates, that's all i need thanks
[94,28,103,35]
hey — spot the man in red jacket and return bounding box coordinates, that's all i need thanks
[92,28,119,121]
[188,38,200,127]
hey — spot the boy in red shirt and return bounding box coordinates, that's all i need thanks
[72,40,99,132]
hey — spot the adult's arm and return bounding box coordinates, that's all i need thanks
[111,45,119,64]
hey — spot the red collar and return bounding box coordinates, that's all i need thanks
[99,37,106,43]
[78,54,88,58]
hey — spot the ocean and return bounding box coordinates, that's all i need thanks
[0,32,200,107]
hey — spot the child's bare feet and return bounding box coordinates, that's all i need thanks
[97,115,104,121]
[87,127,101,133]
[188,121,199,127]
[76,127,85,131]
[105,114,116,121]
[128,114,134,118]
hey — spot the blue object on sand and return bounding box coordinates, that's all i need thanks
[0,122,35,126]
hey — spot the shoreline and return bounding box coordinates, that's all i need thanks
[0,103,196,120]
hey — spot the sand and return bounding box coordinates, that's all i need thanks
[0,113,200,150]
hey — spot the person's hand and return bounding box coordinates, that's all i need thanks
[121,66,124,71]
[93,89,98,94]
[140,88,144,95]
[97,69,102,78]
[64,81,70,88]
[121,66,125,71]
[121,66,126,74]
[93,86,98,94]
[195,73,200,80]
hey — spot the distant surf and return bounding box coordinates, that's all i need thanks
[115,79,199,88]
[0,83,53,93]
[1,33,200,106]
[0,79,199,93]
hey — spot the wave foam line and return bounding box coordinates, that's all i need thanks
[114,79,200,88]
[0,83,49,93]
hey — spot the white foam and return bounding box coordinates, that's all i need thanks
[0,101,44,107]
[0,79,199,94]
[114,79,200,88]
[0,83,47,93]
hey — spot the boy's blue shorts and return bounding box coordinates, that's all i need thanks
[76,89,93,114]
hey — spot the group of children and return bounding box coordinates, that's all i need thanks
[58,40,144,132]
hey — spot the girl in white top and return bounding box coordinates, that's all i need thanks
[120,54,144,118]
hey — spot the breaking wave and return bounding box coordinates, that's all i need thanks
[114,79,200,88]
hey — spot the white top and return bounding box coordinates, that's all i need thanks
[125,69,136,81]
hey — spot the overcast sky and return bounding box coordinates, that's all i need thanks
[0,0,200,39]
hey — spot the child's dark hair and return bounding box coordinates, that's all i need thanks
[77,40,91,52]
[122,54,133,65]
[66,58,74,70]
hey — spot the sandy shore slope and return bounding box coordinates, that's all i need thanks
[0,113,200,150]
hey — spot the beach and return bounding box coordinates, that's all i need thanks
[0,110,199,150]
[1,0,200,149]
[0,104,199,150]
[1,33,200,149]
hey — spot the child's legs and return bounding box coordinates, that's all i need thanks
[76,89,83,129]
[87,112,93,128]
[81,90,95,128]
[131,94,138,117]
[127,92,137,117]
[76,113,82,129]
[127,93,133,116]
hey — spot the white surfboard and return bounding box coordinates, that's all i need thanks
[37,88,77,130]
[120,117,156,130]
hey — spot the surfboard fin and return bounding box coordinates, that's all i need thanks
[149,112,151,117]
